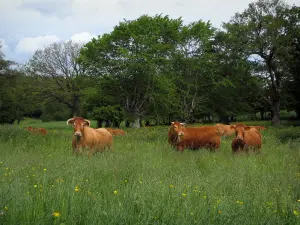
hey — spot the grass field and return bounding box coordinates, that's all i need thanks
[0,120,300,224]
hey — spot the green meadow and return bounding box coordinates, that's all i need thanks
[0,120,300,224]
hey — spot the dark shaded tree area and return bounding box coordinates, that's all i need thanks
[1,0,299,127]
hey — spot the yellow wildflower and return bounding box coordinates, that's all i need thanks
[218,210,222,214]
[113,190,118,195]
[4,206,8,211]
[74,186,80,192]
[182,193,187,197]
[203,195,207,199]
[52,211,61,217]
[124,179,128,183]
[34,185,37,188]
[294,210,299,216]
[236,200,243,205]
[43,168,47,171]
[297,200,300,203]
[169,184,174,188]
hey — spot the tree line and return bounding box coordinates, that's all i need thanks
[1,0,299,127]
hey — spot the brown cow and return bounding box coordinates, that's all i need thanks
[169,122,221,152]
[231,124,262,154]
[215,123,235,137]
[168,121,183,147]
[249,125,266,131]
[26,126,48,135]
[67,117,113,156]
[105,128,126,136]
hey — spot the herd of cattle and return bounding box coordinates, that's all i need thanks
[25,117,266,156]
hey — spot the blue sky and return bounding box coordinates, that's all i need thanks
[1,0,299,63]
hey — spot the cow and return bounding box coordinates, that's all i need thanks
[249,125,266,131]
[67,117,113,157]
[104,128,126,136]
[168,121,182,147]
[26,126,48,135]
[231,123,262,154]
[169,121,221,152]
[214,123,235,137]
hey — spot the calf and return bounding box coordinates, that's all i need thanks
[231,124,262,154]
[67,117,113,156]
[169,122,221,152]
[26,126,48,135]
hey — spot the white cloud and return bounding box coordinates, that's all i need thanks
[15,35,60,54]
[1,0,300,62]
[68,32,96,43]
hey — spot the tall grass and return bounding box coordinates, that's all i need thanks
[0,122,300,224]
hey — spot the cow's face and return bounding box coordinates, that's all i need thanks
[231,124,250,142]
[171,121,186,139]
[67,117,91,138]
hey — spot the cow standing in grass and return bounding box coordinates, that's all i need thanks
[26,126,48,135]
[215,123,235,137]
[169,122,221,152]
[104,128,126,136]
[231,124,262,154]
[67,117,113,156]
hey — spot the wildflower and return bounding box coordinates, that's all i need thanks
[5,168,8,170]
[169,184,174,188]
[52,211,61,217]
[139,181,143,184]
[34,185,37,188]
[294,210,299,216]
[203,195,207,199]
[297,200,300,203]
[43,168,47,171]
[182,193,187,197]
[124,179,128,183]
[0,162,2,164]
[4,174,7,176]
[113,190,118,195]
[236,201,243,205]
[217,199,221,204]
[218,210,222,214]
[4,206,8,211]
[74,186,80,192]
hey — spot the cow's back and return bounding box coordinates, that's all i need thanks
[244,129,262,148]
[178,126,221,150]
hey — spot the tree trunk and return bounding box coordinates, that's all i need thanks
[97,119,103,128]
[125,120,131,128]
[260,111,264,120]
[132,116,140,128]
[271,99,280,126]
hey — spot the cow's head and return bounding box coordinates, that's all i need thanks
[67,117,91,138]
[231,124,250,142]
[170,121,186,140]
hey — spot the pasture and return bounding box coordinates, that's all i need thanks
[0,120,300,224]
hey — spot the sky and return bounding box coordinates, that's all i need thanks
[0,0,299,63]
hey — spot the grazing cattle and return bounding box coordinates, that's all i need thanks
[26,126,48,135]
[215,123,235,137]
[169,122,221,152]
[250,125,266,131]
[231,124,262,154]
[105,128,126,136]
[67,117,113,156]
[168,121,182,147]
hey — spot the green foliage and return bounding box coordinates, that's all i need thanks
[0,121,300,224]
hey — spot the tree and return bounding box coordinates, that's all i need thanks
[25,40,86,117]
[221,0,295,126]
[79,14,183,128]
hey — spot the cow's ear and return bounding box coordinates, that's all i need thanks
[83,119,91,127]
[66,118,75,125]
[230,125,235,130]
[171,122,174,125]
[180,122,186,127]
[245,126,251,131]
